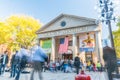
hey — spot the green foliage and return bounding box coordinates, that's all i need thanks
[113,16,120,58]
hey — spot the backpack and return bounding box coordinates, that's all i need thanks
[74,57,80,67]
[44,57,48,62]
[75,57,80,62]
[20,55,28,69]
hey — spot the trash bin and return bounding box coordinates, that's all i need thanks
[75,70,91,80]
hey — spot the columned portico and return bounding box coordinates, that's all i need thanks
[36,14,103,63]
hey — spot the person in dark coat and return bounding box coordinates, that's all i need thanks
[15,46,28,80]
[0,54,3,75]
[10,51,19,78]
[74,53,80,74]
[0,51,9,75]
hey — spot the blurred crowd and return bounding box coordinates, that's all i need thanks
[0,45,104,80]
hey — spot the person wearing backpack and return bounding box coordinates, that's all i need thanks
[30,44,48,80]
[0,51,9,75]
[15,46,28,80]
[74,53,80,74]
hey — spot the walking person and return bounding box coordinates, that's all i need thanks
[63,60,68,73]
[87,61,91,72]
[56,60,60,71]
[30,44,48,80]
[92,62,96,72]
[15,46,28,80]
[96,61,101,72]
[10,51,19,78]
[0,54,2,75]
[74,53,80,74]
[43,62,48,72]
[0,51,9,75]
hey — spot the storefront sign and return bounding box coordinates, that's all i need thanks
[38,26,89,38]
[80,48,94,52]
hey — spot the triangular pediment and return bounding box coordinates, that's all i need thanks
[36,14,96,33]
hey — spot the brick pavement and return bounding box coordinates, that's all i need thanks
[0,71,109,80]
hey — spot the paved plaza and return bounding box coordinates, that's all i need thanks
[0,71,109,80]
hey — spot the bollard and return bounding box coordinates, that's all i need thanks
[75,70,91,80]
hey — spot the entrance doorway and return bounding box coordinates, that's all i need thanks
[62,54,73,60]
[85,51,93,62]
[61,49,73,60]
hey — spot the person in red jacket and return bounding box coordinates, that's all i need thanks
[92,62,96,72]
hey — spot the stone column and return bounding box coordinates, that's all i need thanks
[51,37,55,61]
[38,39,41,46]
[72,34,78,58]
[36,38,40,45]
[95,31,104,64]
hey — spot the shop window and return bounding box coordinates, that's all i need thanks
[85,51,93,62]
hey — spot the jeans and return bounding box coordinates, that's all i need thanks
[75,67,79,74]
[87,66,91,72]
[30,69,43,80]
[10,64,16,77]
[1,64,6,74]
[0,64,2,75]
[30,61,43,80]
[15,67,21,80]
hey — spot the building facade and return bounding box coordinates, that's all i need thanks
[36,14,103,63]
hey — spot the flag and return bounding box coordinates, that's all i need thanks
[58,37,69,54]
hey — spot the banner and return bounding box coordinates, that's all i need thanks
[79,34,95,52]
[41,39,52,53]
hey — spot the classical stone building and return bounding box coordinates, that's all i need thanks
[36,14,103,63]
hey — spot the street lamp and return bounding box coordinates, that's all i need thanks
[98,0,119,74]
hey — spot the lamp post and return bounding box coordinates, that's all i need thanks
[99,0,115,48]
[98,0,119,74]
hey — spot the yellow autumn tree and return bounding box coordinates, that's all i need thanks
[5,15,41,50]
[0,22,14,54]
[0,22,13,44]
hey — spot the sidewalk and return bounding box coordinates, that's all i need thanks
[0,71,108,80]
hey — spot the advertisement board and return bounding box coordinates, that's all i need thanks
[79,34,95,52]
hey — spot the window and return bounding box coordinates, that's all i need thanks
[69,40,72,46]
[61,21,66,27]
